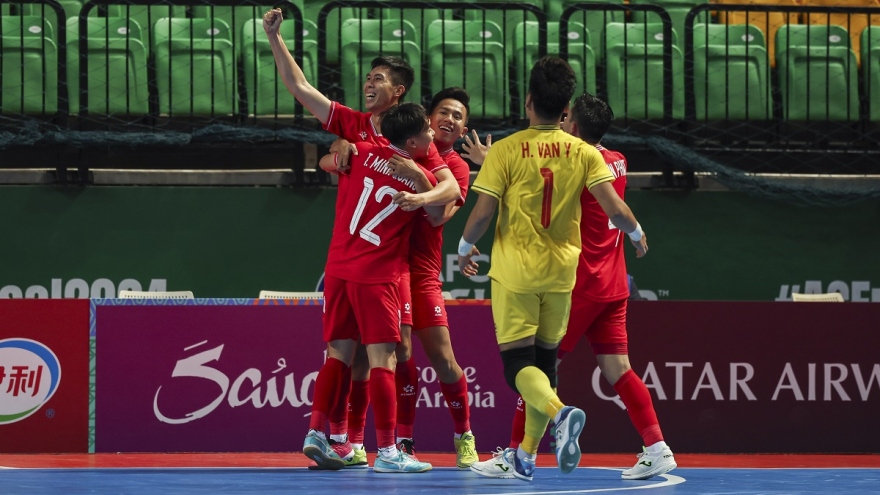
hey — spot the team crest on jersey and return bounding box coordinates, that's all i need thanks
[359,131,368,140]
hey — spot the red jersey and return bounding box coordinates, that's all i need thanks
[575,145,630,302]
[409,148,471,277]
[325,142,439,284]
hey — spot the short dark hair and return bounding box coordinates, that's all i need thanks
[381,102,429,147]
[428,87,470,123]
[528,56,576,121]
[371,56,416,100]
[570,93,614,143]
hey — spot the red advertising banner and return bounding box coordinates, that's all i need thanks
[0,300,90,453]
[558,301,880,453]
[94,300,518,453]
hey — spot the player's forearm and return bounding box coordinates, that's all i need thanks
[415,178,460,207]
[268,34,330,122]
[462,195,497,244]
[422,203,458,227]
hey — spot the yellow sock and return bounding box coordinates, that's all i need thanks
[515,366,565,419]
[521,403,550,456]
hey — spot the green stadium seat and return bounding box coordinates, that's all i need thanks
[305,0,371,65]
[425,19,507,119]
[776,24,859,121]
[338,18,422,109]
[192,5,268,51]
[863,26,880,121]
[460,0,545,49]
[107,5,183,44]
[153,17,237,116]
[545,0,625,63]
[240,18,317,116]
[66,17,148,115]
[692,23,771,120]
[715,0,799,69]
[1,16,58,114]
[512,21,596,106]
[630,0,710,53]
[604,22,684,119]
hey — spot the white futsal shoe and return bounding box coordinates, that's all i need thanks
[621,445,677,480]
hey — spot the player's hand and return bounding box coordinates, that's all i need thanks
[262,8,282,35]
[461,130,491,165]
[392,191,426,212]
[458,246,480,278]
[387,155,421,180]
[630,233,648,258]
[329,138,356,173]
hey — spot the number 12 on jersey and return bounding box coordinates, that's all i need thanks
[350,177,400,246]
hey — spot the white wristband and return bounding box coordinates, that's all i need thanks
[628,223,644,242]
[458,237,474,256]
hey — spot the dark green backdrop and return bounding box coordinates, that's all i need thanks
[2,186,878,301]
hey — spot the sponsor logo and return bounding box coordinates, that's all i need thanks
[0,339,62,425]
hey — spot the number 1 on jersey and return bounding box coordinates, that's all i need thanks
[350,177,399,246]
[540,168,553,228]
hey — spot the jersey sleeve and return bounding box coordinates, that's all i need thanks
[471,143,506,200]
[582,144,615,190]
[421,142,448,173]
[444,151,471,205]
[322,101,359,141]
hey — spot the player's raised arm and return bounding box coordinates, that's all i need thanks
[263,9,331,123]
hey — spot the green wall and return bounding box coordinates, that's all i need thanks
[1,186,878,301]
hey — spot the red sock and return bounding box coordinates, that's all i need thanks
[370,367,397,450]
[613,369,664,446]
[509,395,526,449]
[347,379,370,445]
[395,358,419,439]
[328,364,352,436]
[309,357,348,432]
[440,374,471,435]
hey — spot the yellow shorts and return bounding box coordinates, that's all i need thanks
[491,280,572,346]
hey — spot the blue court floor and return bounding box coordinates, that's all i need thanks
[1,466,879,495]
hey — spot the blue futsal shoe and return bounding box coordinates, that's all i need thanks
[554,406,586,474]
[302,430,345,470]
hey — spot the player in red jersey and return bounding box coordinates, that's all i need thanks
[382,88,479,468]
[303,102,438,474]
[469,93,676,480]
[264,9,462,468]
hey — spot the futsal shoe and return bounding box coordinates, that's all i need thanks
[471,447,534,481]
[306,438,357,471]
[621,446,677,480]
[554,406,586,474]
[302,430,345,470]
[373,451,433,473]
[468,448,516,479]
[454,432,479,468]
[344,447,369,469]
[396,438,418,460]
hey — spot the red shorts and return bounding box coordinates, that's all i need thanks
[559,296,628,355]
[322,274,401,345]
[411,271,447,331]
[399,270,413,327]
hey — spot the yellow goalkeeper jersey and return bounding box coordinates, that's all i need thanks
[471,125,613,293]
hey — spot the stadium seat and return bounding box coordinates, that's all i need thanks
[153,17,237,116]
[107,5,183,44]
[776,24,859,121]
[305,0,370,65]
[1,16,58,114]
[692,23,771,120]
[241,18,316,116]
[66,17,148,115]
[425,19,507,119]
[459,0,545,48]
[604,22,684,119]
[338,18,422,110]
[191,5,265,44]
[864,26,880,120]
[545,0,625,64]
[629,0,710,53]
[119,290,195,299]
[715,0,799,68]
[800,0,880,65]
[512,21,596,106]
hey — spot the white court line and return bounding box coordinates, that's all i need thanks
[472,467,686,495]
